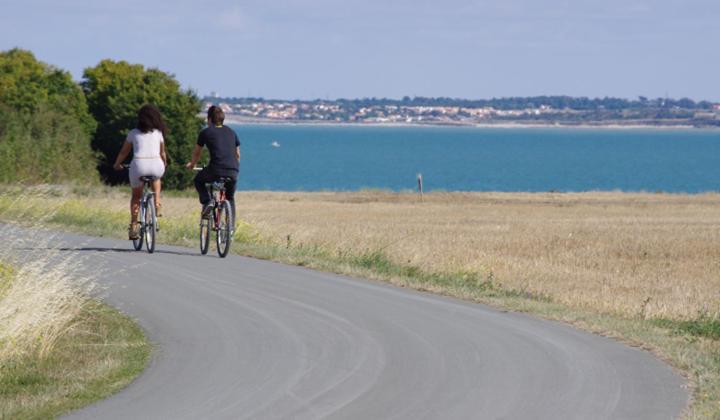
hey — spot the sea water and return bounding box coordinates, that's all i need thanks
[229,124,720,193]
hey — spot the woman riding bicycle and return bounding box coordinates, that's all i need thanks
[113,104,168,240]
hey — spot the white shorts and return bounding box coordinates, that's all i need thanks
[129,158,165,188]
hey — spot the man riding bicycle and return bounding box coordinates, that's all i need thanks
[185,105,240,228]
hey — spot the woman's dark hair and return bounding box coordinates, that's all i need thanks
[207,105,225,126]
[137,104,167,136]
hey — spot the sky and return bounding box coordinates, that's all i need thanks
[1,0,719,101]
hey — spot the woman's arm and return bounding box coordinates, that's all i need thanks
[113,141,133,170]
[160,142,168,167]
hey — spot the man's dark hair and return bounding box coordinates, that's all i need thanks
[207,105,225,126]
[137,104,167,136]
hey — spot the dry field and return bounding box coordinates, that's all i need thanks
[4,187,720,322]
[229,190,720,321]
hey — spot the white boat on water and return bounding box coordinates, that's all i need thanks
[271,141,281,148]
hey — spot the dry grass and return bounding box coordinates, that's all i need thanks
[233,190,720,321]
[0,197,150,418]
[0,226,94,364]
[0,299,150,419]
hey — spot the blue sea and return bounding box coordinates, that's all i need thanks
[228,124,720,193]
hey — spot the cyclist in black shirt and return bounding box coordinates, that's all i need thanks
[186,105,240,227]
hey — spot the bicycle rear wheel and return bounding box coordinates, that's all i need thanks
[145,196,156,253]
[199,216,210,255]
[133,206,144,251]
[216,201,232,258]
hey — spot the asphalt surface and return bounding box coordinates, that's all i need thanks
[16,229,686,419]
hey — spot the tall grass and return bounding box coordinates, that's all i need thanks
[0,233,95,365]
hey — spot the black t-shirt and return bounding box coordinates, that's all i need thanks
[197,125,241,174]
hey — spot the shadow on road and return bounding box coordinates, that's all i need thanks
[18,246,205,257]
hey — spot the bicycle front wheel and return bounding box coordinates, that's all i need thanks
[145,196,156,254]
[199,216,210,255]
[216,201,232,258]
[133,205,144,251]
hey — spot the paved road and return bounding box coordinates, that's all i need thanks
[28,231,686,419]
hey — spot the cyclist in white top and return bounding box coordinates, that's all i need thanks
[113,104,168,239]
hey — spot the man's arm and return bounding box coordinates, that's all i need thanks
[185,144,203,169]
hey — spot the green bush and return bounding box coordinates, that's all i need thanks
[0,49,98,184]
[0,50,205,188]
[0,49,96,137]
[0,105,97,184]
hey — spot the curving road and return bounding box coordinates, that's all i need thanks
[31,231,688,419]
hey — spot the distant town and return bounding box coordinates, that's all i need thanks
[204,95,720,128]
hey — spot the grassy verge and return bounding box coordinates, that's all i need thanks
[1,186,718,418]
[0,300,150,419]
[0,205,152,419]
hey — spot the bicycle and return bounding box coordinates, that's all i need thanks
[195,169,233,258]
[123,165,159,253]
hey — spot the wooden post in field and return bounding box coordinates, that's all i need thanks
[417,173,424,201]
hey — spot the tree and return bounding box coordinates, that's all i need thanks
[0,104,97,184]
[0,48,96,136]
[0,49,97,184]
[82,60,203,188]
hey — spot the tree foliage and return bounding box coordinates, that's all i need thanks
[0,105,97,184]
[0,49,97,184]
[0,49,96,136]
[82,60,203,188]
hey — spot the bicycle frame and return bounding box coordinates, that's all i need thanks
[138,182,155,229]
[212,189,227,229]
[141,188,153,216]
[205,182,228,230]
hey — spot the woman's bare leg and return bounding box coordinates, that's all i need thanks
[151,179,162,207]
[130,186,143,224]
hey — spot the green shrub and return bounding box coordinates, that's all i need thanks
[0,105,97,184]
[0,48,95,137]
[0,49,98,184]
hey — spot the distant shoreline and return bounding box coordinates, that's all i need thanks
[222,115,712,130]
